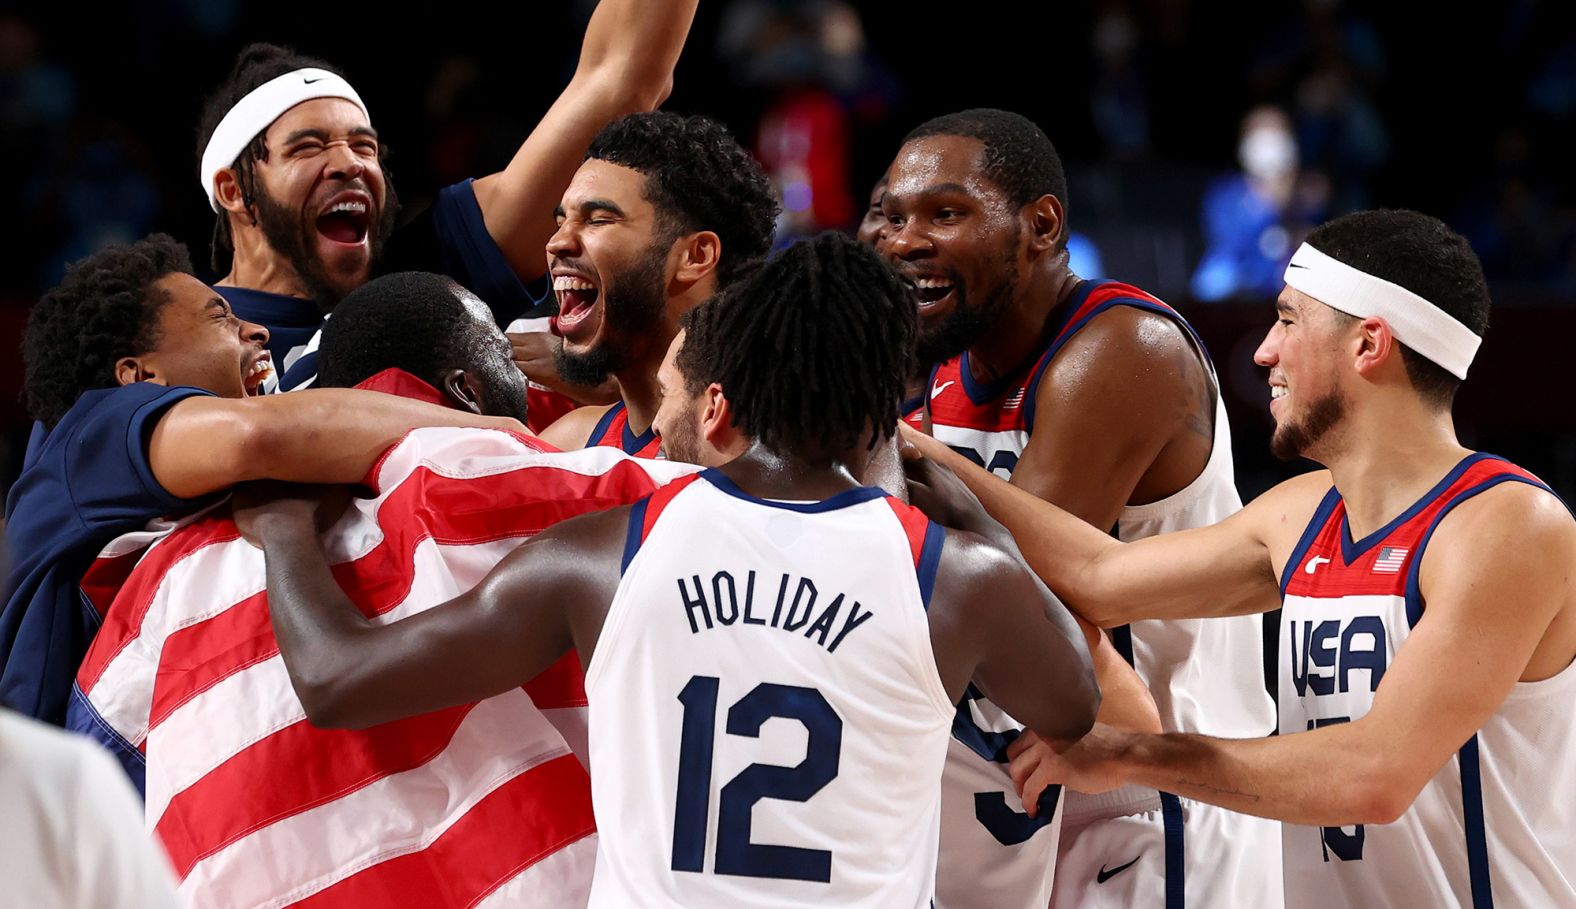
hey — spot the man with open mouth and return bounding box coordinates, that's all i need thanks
[194,0,698,392]
[1,235,523,727]
[877,109,1282,909]
[536,112,778,459]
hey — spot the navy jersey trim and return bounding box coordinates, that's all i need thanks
[1160,792,1186,909]
[1339,452,1500,564]
[124,385,218,512]
[586,402,624,450]
[915,521,946,610]
[1280,486,1344,597]
[699,468,886,514]
[900,391,925,419]
[621,417,657,455]
[1459,735,1495,908]
[1111,623,1136,666]
[621,496,652,575]
[1402,471,1553,628]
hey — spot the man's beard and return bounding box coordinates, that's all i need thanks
[658,400,704,465]
[914,237,1020,366]
[1270,387,1347,461]
[252,181,398,314]
[554,240,669,386]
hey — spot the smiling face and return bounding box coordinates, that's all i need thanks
[1255,286,1352,461]
[126,273,273,397]
[243,98,393,308]
[547,158,673,385]
[877,134,1027,364]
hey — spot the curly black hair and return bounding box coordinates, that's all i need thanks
[677,231,915,464]
[23,234,195,429]
[196,43,353,272]
[904,108,1069,235]
[1306,209,1491,409]
[587,112,779,286]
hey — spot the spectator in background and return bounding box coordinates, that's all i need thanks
[1192,105,1325,301]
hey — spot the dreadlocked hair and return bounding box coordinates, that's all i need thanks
[23,233,195,428]
[677,231,916,463]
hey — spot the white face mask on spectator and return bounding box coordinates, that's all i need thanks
[1239,127,1298,180]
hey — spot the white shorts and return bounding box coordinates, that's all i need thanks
[1051,796,1283,908]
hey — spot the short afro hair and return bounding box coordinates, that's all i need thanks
[903,108,1069,227]
[587,112,778,286]
[23,234,195,428]
[677,231,915,463]
[316,271,496,390]
[1306,210,1490,409]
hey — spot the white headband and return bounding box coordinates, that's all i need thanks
[199,67,368,212]
[1283,242,1481,380]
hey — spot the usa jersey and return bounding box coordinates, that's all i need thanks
[586,401,662,458]
[1279,453,1576,908]
[584,469,954,908]
[925,280,1274,907]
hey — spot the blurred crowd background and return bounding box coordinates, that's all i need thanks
[3,0,1573,499]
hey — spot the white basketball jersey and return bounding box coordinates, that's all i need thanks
[583,469,955,908]
[925,282,1275,906]
[1279,454,1576,908]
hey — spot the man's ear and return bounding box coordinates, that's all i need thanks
[115,356,159,387]
[442,369,485,414]
[213,167,257,227]
[1026,193,1065,253]
[674,231,722,286]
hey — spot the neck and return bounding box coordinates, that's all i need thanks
[1320,396,1470,539]
[716,443,867,501]
[619,282,716,433]
[219,230,311,300]
[966,260,1082,383]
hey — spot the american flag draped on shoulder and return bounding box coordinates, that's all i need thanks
[69,426,698,909]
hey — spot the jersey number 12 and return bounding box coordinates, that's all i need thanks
[671,676,843,882]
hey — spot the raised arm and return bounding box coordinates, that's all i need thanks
[471,0,700,279]
[235,487,627,728]
[146,389,525,499]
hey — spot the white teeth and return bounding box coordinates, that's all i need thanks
[249,359,273,379]
[913,278,953,290]
[554,276,597,292]
[1271,386,1288,399]
[327,201,367,215]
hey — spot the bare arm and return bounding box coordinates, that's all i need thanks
[1011,483,1576,823]
[471,0,699,279]
[904,427,1307,626]
[927,529,1100,748]
[540,402,613,451]
[237,488,626,728]
[146,390,526,499]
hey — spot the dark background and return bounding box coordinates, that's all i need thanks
[2,0,1573,501]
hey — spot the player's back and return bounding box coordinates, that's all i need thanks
[584,469,954,908]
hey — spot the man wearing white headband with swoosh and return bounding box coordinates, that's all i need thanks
[904,209,1576,907]
[195,0,696,394]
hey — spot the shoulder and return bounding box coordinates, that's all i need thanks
[1427,476,1574,562]
[931,528,1034,605]
[1240,467,1336,548]
[1046,302,1200,381]
[541,402,616,450]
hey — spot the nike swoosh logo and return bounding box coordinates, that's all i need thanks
[1288,262,1308,269]
[303,76,325,84]
[1305,556,1331,574]
[931,380,955,400]
[1097,856,1140,883]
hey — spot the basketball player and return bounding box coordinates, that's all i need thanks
[877,109,1280,908]
[909,209,1576,908]
[237,233,1102,907]
[1,237,520,725]
[537,112,778,456]
[196,0,698,389]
